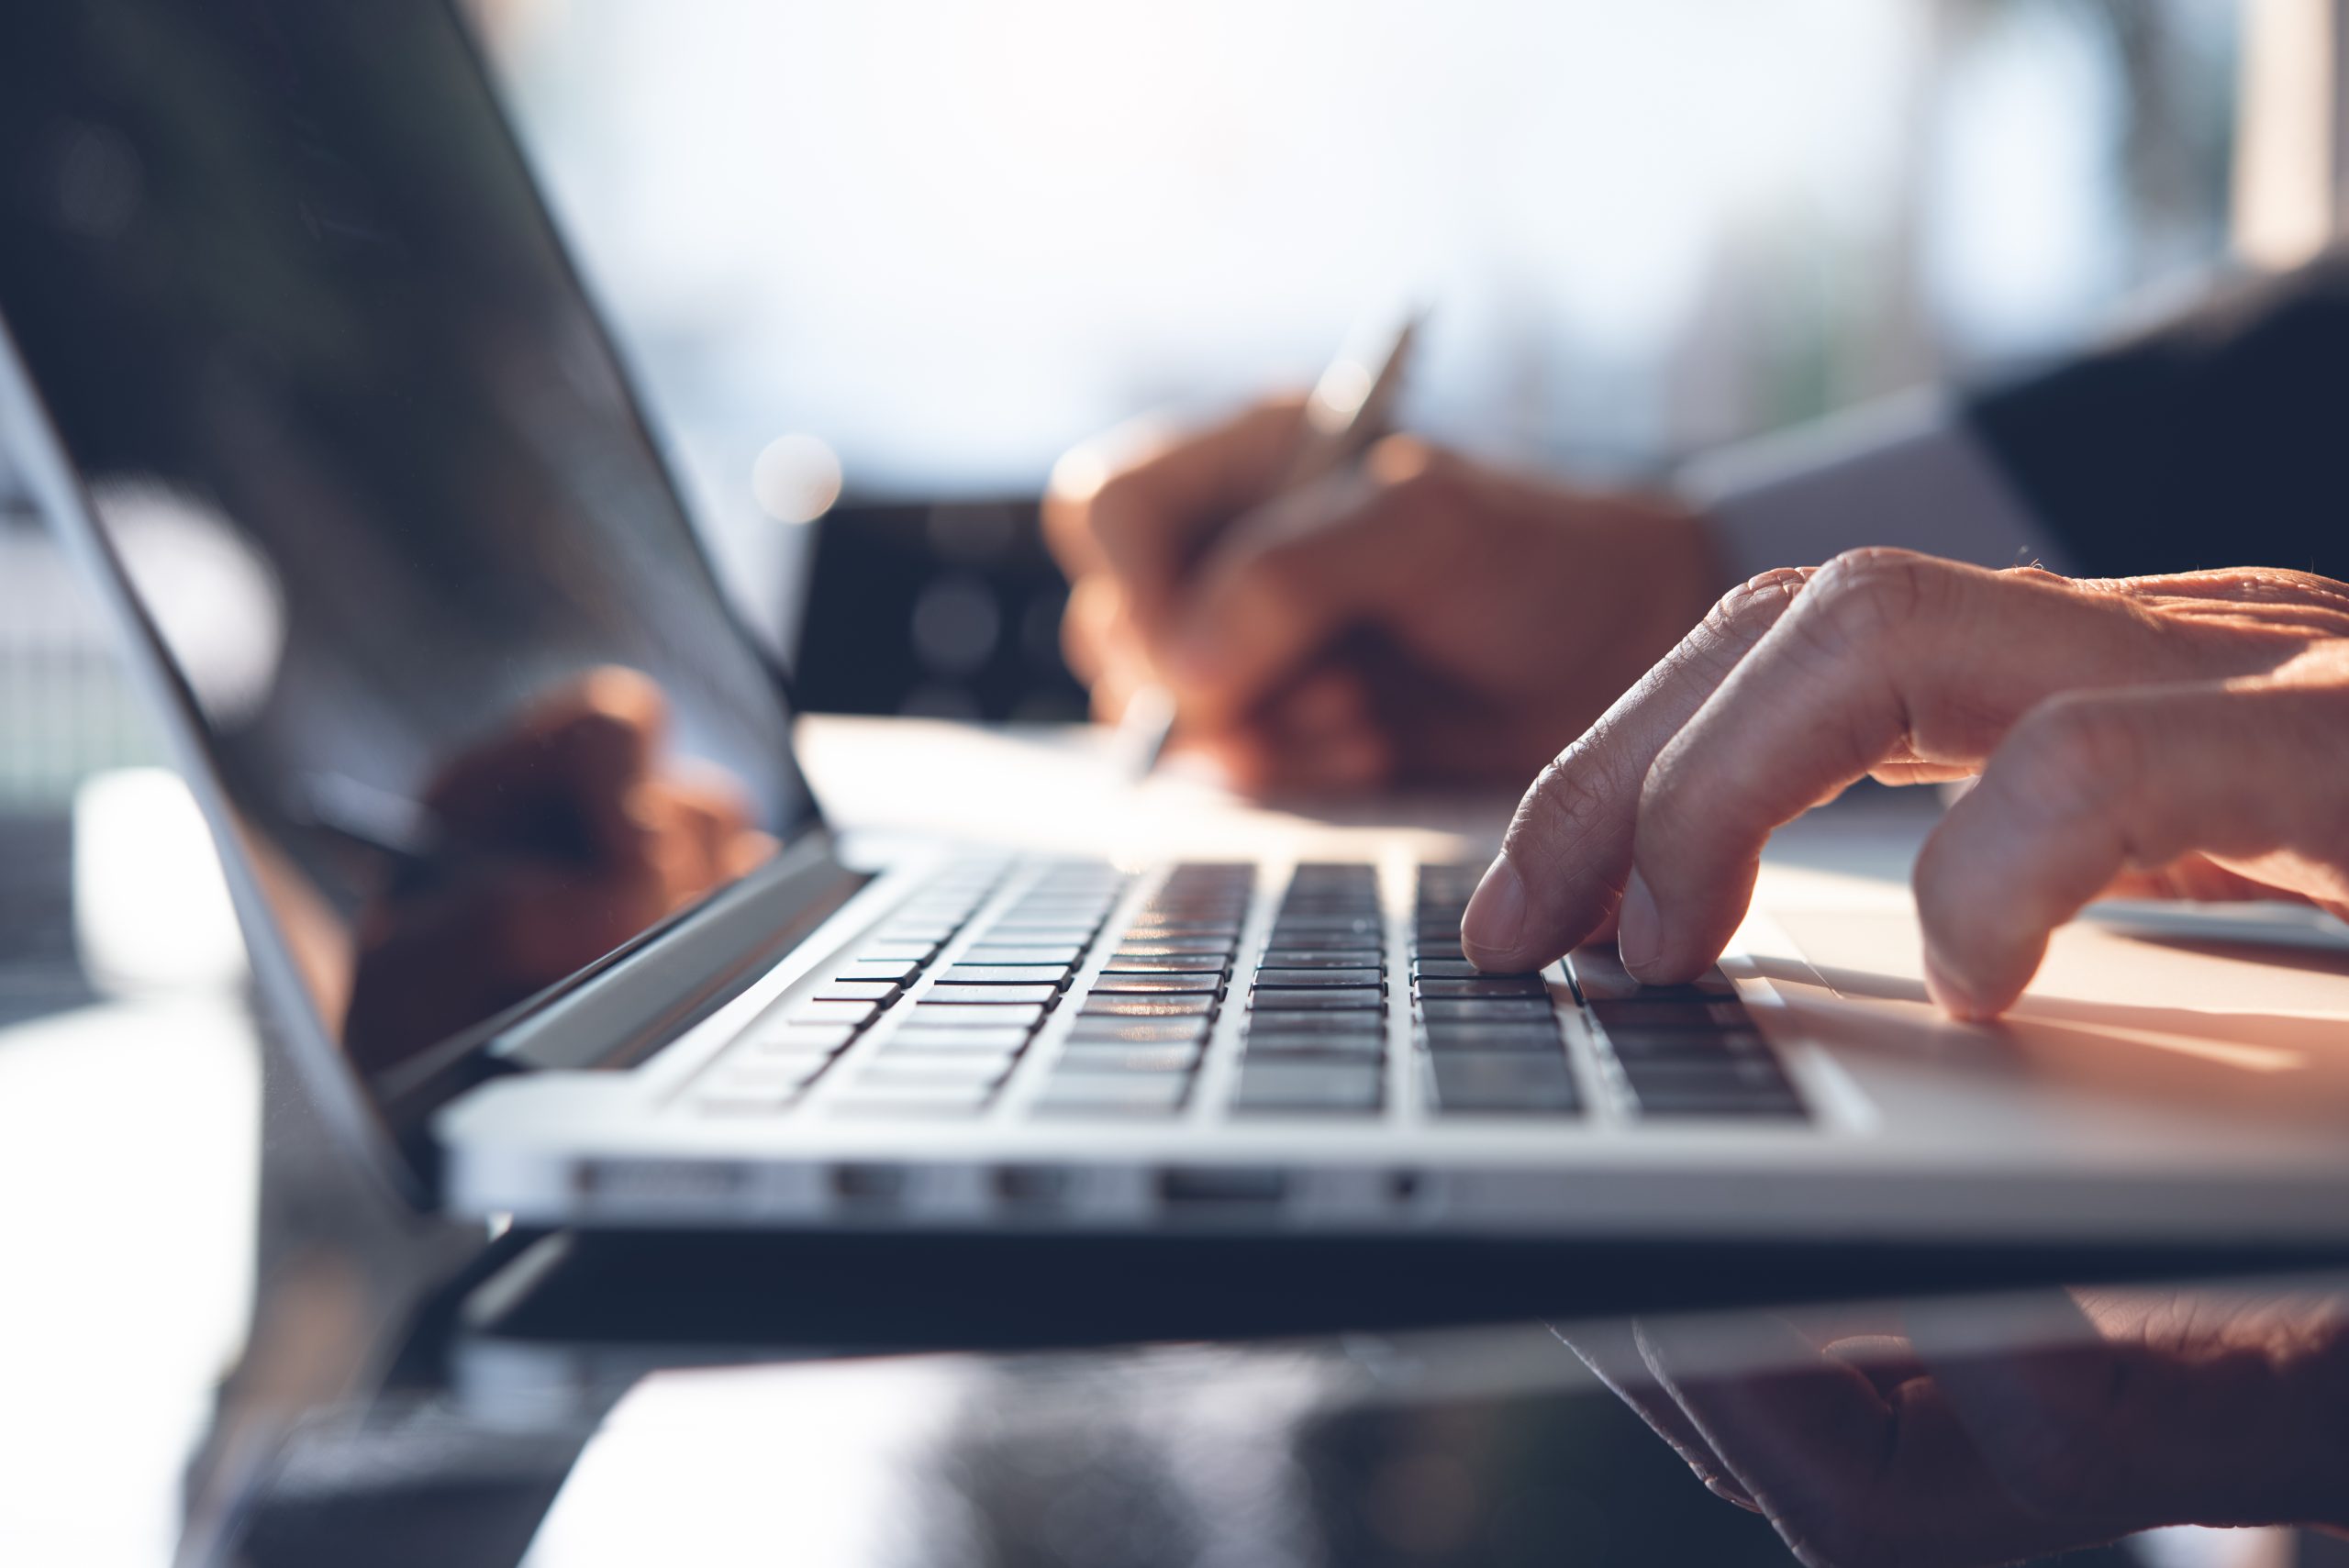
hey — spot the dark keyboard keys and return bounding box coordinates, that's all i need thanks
[1253,967,1382,988]
[1415,975,1547,999]
[1250,985,1385,1011]
[923,984,1061,1006]
[910,1003,1047,1029]
[1080,995,1217,1018]
[1056,1041,1203,1074]
[1033,1073,1190,1116]
[1230,1060,1383,1115]
[1089,973,1225,995]
[1419,997,1555,1023]
[809,980,902,1005]
[963,945,1087,967]
[1064,1015,1214,1044]
[941,964,1069,986]
[1426,1052,1580,1114]
[880,1026,1036,1055]
[835,959,922,984]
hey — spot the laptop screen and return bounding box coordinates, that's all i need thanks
[0,5,819,1086]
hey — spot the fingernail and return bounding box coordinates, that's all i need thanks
[1920,942,1983,1021]
[1461,853,1526,964]
[1617,870,1661,973]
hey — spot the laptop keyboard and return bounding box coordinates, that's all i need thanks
[689,859,1809,1126]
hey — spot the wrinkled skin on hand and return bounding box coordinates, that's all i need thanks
[1464,550,2349,1018]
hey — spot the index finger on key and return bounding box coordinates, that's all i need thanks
[1461,566,1815,973]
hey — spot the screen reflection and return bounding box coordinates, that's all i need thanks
[0,3,812,1096]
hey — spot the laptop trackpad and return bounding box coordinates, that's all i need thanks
[1767,901,2349,1110]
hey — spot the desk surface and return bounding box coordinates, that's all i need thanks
[0,724,2336,1568]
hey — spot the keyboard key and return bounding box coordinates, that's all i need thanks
[1116,939,1235,957]
[741,1022,859,1055]
[924,984,1061,1006]
[1568,947,1736,1003]
[1419,997,1554,1023]
[882,1026,1037,1054]
[1249,986,1385,1011]
[1055,1041,1202,1073]
[972,926,1098,947]
[911,1003,1046,1029]
[1031,1074,1190,1116]
[835,959,922,984]
[1415,975,1548,999]
[1427,1053,1580,1114]
[828,1084,996,1118]
[1605,1027,1774,1062]
[789,999,882,1029]
[1081,995,1217,1018]
[1244,1029,1384,1058]
[857,943,941,966]
[1273,914,1380,934]
[1409,959,1495,979]
[1101,955,1229,974]
[1245,1009,1387,1037]
[876,921,962,943]
[1421,1020,1563,1052]
[963,945,1086,967]
[1619,1057,1792,1094]
[941,964,1069,986]
[1065,1016,1213,1044]
[1259,950,1381,969]
[855,1054,1017,1087]
[1590,999,1749,1029]
[811,980,902,1005]
[1631,1087,1807,1119]
[1230,1060,1383,1114]
[1253,967,1382,988]
[1089,973,1223,995]
[701,1059,829,1096]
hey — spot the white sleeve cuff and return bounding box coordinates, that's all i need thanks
[1678,389,2073,587]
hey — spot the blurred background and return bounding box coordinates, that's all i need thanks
[5,0,2343,790]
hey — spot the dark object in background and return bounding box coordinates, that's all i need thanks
[794,499,1088,724]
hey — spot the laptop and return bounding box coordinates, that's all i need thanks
[7,0,2349,1250]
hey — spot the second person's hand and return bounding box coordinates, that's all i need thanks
[1044,395,1720,792]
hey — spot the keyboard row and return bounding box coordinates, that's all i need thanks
[696,858,1122,1116]
[689,861,1808,1123]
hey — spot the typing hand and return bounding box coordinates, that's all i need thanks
[1460,550,2349,1018]
[1563,1287,2349,1567]
[1043,395,1718,792]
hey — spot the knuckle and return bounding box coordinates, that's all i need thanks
[1797,548,1942,658]
[1701,566,1814,643]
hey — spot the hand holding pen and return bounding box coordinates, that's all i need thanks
[1042,319,1722,793]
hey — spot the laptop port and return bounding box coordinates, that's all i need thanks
[829,1163,907,1207]
[993,1165,1074,1207]
[1158,1166,1286,1207]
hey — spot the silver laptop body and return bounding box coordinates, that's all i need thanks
[6,0,2346,1251]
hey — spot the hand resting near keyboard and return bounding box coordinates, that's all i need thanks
[1460,550,2349,1018]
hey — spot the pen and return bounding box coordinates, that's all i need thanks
[1117,312,1422,778]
